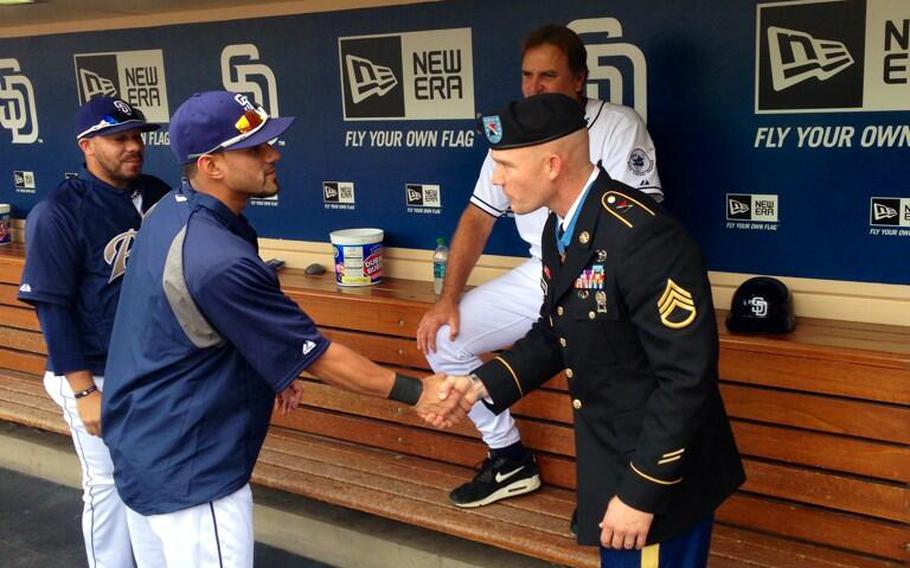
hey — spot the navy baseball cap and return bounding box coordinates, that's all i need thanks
[169,91,295,164]
[726,277,795,334]
[75,97,160,140]
[477,93,586,150]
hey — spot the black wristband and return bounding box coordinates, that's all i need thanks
[73,385,98,399]
[388,373,423,406]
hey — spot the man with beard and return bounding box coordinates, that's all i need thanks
[18,96,170,566]
[102,91,472,567]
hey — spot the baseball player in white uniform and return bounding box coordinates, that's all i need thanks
[417,24,663,508]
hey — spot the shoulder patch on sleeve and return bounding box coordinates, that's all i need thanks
[601,191,655,229]
[657,278,697,329]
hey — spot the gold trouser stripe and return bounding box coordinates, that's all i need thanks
[494,356,523,398]
[657,455,682,465]
[641,543,660,568]
[662,448,685,458]
[630,462,683,485]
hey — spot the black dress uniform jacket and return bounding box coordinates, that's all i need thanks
[474,169,745,547]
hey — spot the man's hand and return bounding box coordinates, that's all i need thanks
[415,373,476,428]
[416,298,460,354]
[420,374,489,428]
[276,380,304,415]
[437,374,488,403]
[600,496,654,550]
[76,391,102,437]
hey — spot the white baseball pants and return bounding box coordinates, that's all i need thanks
[126,483,254,568]
[424,258,544,449]
[44,372,134,568]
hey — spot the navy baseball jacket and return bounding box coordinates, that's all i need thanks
[102,182,330,515]
[18,169,169,375]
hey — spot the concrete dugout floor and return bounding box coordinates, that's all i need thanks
[0,422,558,568]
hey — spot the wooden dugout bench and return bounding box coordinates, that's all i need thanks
[0,243,906,567]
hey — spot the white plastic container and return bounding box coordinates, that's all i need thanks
[329,228,384,286]
[0,204,10,246]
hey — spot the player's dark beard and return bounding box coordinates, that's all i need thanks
[95,154,142,188]
[252,181,279,199]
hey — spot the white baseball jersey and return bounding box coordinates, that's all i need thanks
[469,98,662,260]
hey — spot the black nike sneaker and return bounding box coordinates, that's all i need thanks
[449,451,541,507]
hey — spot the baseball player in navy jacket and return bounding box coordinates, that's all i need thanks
[101,91,471,567]
[18,97,170,567]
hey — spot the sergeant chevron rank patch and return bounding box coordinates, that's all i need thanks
[657,279,696,329]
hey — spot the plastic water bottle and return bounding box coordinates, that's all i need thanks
[432,237,449,295]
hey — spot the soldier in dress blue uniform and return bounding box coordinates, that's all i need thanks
[437,93,745,567]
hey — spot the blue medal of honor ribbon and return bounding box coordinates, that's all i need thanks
[556,179,595,256]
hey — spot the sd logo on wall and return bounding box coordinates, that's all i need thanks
[338,28,475,121]
[0,58,39,144]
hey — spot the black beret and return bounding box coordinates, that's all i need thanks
[477,93,586,150]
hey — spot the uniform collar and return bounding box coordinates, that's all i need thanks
[81,166,138,197]
[548,167,610,302]
[557,165,599,231]
[184,179,258,247]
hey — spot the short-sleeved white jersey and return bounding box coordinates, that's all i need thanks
[469,98,662,260]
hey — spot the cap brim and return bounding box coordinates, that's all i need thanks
[228,116,295,151]
[80,120,160,139]
[725,313,793,334]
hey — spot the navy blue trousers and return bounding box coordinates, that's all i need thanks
[599,516,713,568]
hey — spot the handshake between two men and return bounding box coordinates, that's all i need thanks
[419,374,489,429]
[269,342,485,430]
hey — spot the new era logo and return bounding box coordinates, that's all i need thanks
[727,195,751,220]
[406,183,441,208]
[345,55,398,104]
[78,68,117,100]
[869,197,909,227]
[756,0,865,112]
[73,50,170,122]
[406,186,423,205]
[756,0,910,113]
[873,203,898,221]
[338,28,474,121]
[727,194,779,222]
[13,170,35,189]
[323,181,355,204]
[728,199,750,216]
[767,26,854,92]
[339,35,405,120]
